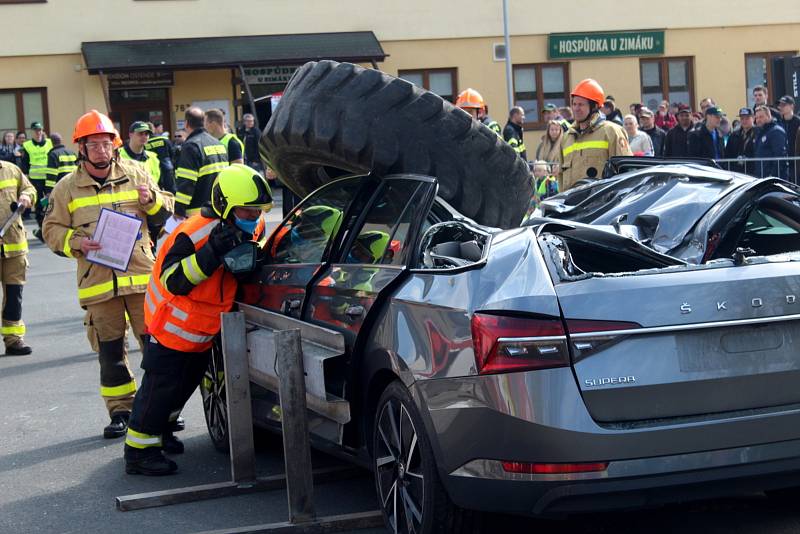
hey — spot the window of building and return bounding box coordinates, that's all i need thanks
[398,68,457,102]
[0,88,48,136]
[745,51,797,106]
[640,57,694,111]
[512,63,569,128]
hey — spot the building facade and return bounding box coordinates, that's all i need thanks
[1,0,798,146]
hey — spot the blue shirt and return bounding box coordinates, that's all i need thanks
[711,129,720,159]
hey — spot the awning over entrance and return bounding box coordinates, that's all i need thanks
[82,31,386,73]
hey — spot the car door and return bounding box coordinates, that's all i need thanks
[305,175,437,346]
[240,176,363,318]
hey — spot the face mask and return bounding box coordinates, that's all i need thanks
[234,216,259,235]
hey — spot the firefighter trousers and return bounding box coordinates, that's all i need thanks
[84,293,146,416]
[31,179,46,228]
[125,336,210,453]
[0,254,27,347]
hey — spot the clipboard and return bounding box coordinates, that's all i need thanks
[86,208,143,272]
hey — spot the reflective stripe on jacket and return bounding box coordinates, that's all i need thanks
[45,145,78,190]
[0,161,36,257]
[174,129,228,217]
[42,159,174,306]
[22,138,53,181]
[145,215,236,352]
[559,112,632,191]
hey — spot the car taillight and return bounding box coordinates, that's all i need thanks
[470,313,569,375]
[565,319,641,334]
[501,461,609,474]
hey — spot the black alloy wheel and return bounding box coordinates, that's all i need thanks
[200,337,230,452]
[375,389,426,533]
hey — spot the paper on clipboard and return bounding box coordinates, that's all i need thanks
[86,208,143,272]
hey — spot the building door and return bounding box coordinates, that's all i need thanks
[108,88,170,138]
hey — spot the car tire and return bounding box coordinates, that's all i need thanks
[199,337,230,453]
[261,60,532,229]
[373,381,481,534]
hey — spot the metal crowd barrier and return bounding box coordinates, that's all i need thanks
[714,156,800,184]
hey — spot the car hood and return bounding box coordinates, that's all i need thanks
[540,164,753,255]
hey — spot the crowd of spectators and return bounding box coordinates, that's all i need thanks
[533,84,800,182]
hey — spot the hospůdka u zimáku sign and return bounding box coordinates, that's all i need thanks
[549,31,665,59]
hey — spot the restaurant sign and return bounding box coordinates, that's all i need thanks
[548,31,664,59]
[243,66,300,85]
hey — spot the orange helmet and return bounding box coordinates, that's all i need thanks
[570,79,605,107]
[455,88,486,110]
[72,109,122,147]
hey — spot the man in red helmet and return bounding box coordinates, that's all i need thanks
[42,110,174,439]
[559,79,631,190]
[455,88,502,136]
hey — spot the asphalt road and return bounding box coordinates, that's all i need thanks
[2,189,800,534]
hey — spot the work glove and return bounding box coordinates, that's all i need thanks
[207,222,242,257]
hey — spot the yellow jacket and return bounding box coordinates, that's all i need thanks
[0,161,36,258]
[42,159,173,307]
[559,112,632,191]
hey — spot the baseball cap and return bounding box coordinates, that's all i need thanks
[543,103,557,112]
[738,107,753,117]
[30,121,43,130]
[677,104,692,114]
[129,121,153,134]
[779,95,795,105]
[639,107,654,118]
[704,106,723,117]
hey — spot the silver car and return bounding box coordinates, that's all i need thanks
[200,61,800,533]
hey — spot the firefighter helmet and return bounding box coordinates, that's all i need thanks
[72,110,122,147]
[570,79,605,107]
[211,163,273,220]
[455,88,486,110]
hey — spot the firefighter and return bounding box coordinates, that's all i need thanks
[125,164,272,475]
[119,121,161,185]
[0,159,36,355]
[20,121,53,232]
[559,79,632,191]
[144,121,176,194]
[42,110,174,439]
[173,107,228,221]
[503,106,527,161]
[204,108,244,164]
[455,88,502,136]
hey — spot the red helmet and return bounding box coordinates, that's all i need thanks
[455,88,486,110]
[72,109,122,147]
[570,79,605,107]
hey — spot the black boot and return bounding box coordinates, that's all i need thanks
[125,447,178,476]
[162,433,184,455]
[103,412,130,439]
[5,339,32,356]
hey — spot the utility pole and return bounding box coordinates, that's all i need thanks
[502,0,514,110]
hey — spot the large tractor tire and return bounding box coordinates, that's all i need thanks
[260,60,532,229]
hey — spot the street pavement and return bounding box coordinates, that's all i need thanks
[2,188,800,533]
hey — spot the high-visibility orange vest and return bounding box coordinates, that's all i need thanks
[144,215,240,352]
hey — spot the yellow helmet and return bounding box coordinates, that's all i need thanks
[211,163,272,220]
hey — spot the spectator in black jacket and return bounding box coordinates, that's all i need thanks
[601,100,624,126]
[664,105,694,158]
[777,96,800,178]
[639,107,666,157]
[754,105,788,178]
[688,106,725,160]
[724,107,758,175]
[237,114,263,174]
[753,85,781,118]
